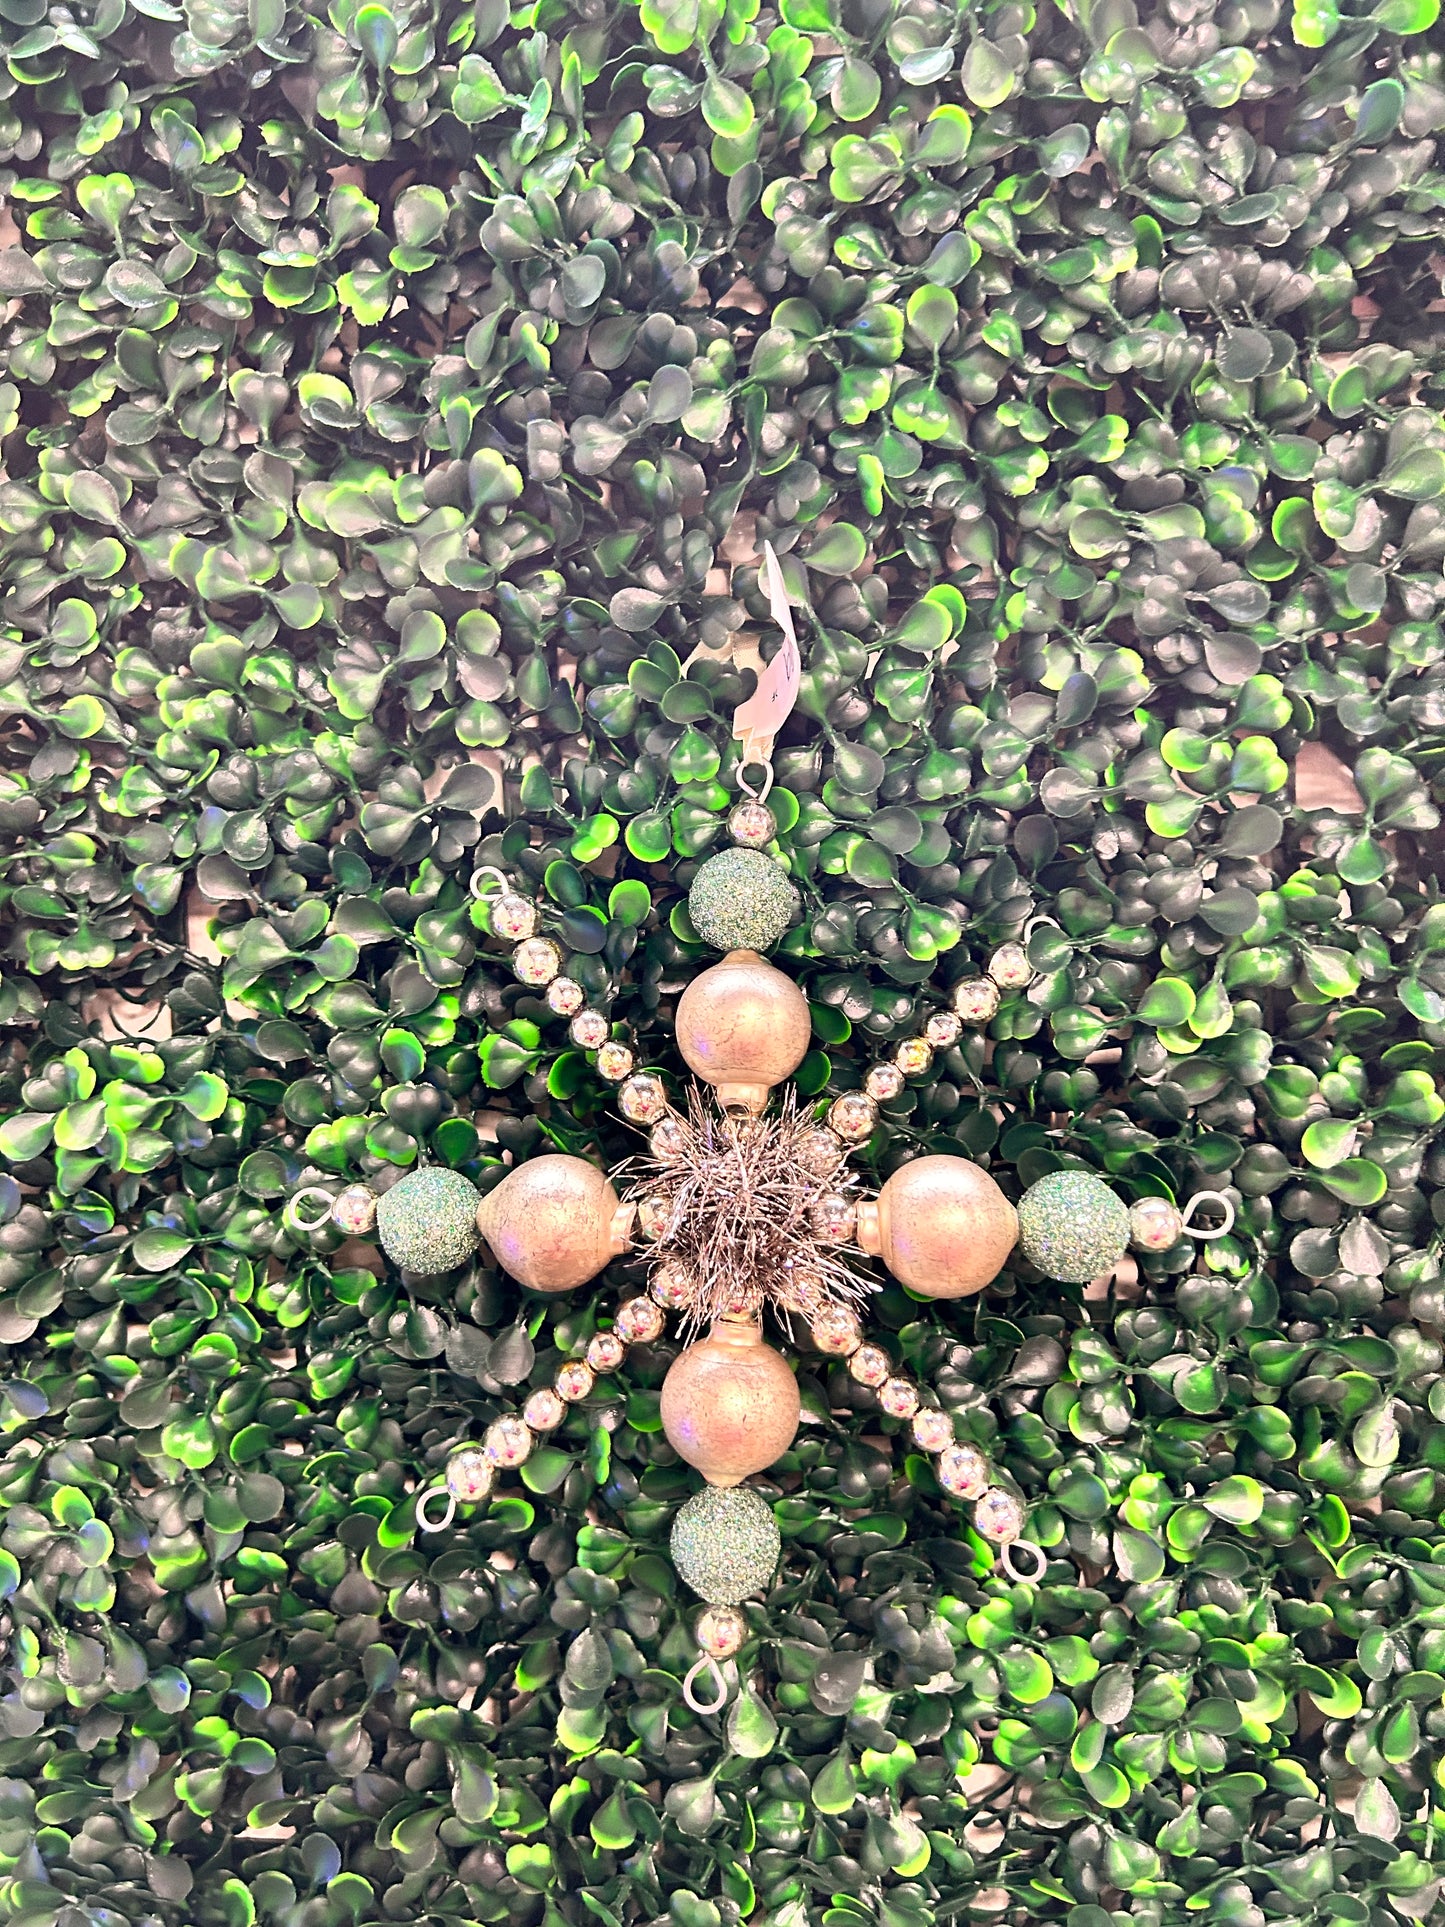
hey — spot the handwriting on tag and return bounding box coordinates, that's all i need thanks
[731,541,801,768]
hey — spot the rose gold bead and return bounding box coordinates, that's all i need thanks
[728,800,776,848]
[617,1296,667,1344]
[1130,1196,1185,1252]
[484,1416,533,1467]
[777,1265,825,1315]
[911,1407,955,1453]
[696,1603,748,1658]
[586,1332,626,1374]
[721,1285,763,1321]
[937,1443,989,1500]
[596,1041,635,1083]
[848,1343,891,1388]
[865,1064,905,1103]
[637,1197,671,1241]
[547,976,585,1016]
[828,1092,877,1145]
[570,1009,610,1050]
[445,1446,494,1503]
[513,937,562,985]
[988,942,1033,990]
[894,1037,933,1078]
[925,1010,962,1049]
[880,1377,919,1420]
[555,1361,595,1402]
[811,1305,863,1355]
[490,893,536,942]
[954,977,1001,1024]
[975,1486,1026,1544]
[796,1128,844,1176]
[651,1259,695,1309]
[332,1183,377,1236]
[619,1072,668,1124]
[523,1388,566,1432]
[651,1115,687,1161]
[811,1192,857,1243]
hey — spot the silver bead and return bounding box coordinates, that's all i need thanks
[937,1443,990,1500]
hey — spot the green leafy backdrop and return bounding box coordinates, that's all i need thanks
[0,0,1444,1922]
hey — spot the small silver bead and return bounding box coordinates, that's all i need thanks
[937,1443,990,1500]
[513,937,562,986]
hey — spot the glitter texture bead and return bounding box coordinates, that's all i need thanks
[828,1091,878,1144]
[670,1483,781,1604]
[953,977,1001,1024]
[865,1064,905,1102]
[523,1389,566,1432]
[597,1041,635,1082]
[937,1443,989,1500]
[988,942,1033,989]
[894,1037,933,1078]
[911,1407,955,1453]
[811,1306,863,1355]
[617,1296,666,1344]
[728,800,776,848]
[926,1011,962,1049]
[688,847,800,952]
[1018,1170,1131,1284]
[490,893,537,942]
[513,937,562,986]
[880,1377,919,1420]
[696,1604,747,1658]
[811,1192,857,1243]
[445,1447,494,1503]
[848,1343,891,1388]
[586,1333,626,1374]
[555,1361,595,1402]
[651,1115,687,1162]
[331,1183,378,1236]
[375,1167,480,1275]
[547,976,585,1016]
[651,1259,695,1309]
[797,1129,844,1176]
[619,1072,668,1124]
[484,1416,533,1468]
[570,1009,610,1050]
[1130,1196,1186,1252]
[975,1487,1026,1544]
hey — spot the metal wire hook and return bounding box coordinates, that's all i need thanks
[415,1486,457,1534]
[682,1654,728,1716]
[736,760,775,804]
[469,865,510,902]
[284,1185,338,1236]
[1000,1538,1048,1583]
[1181,1190,1236,1240]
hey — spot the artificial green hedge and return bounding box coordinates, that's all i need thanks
[1,0,1445,1923]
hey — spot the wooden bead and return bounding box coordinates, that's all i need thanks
[674,949,811,1114]
[660,1319,800,1485]
[476,1154,633,1294]
[855,1154,1017,1299]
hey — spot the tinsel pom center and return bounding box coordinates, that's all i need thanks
[618,1088,873,1335]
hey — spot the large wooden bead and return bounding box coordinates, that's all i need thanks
[674,949,811,1115]
[660,1320,800,1485]
[476,1154,632,1294]
[855,1154,1017,1299]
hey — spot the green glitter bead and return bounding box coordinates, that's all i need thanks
[375,1166,481,1275]
[670,1483,781,1605]
[688,847,800,953]
[1017,1170,1130,1285]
